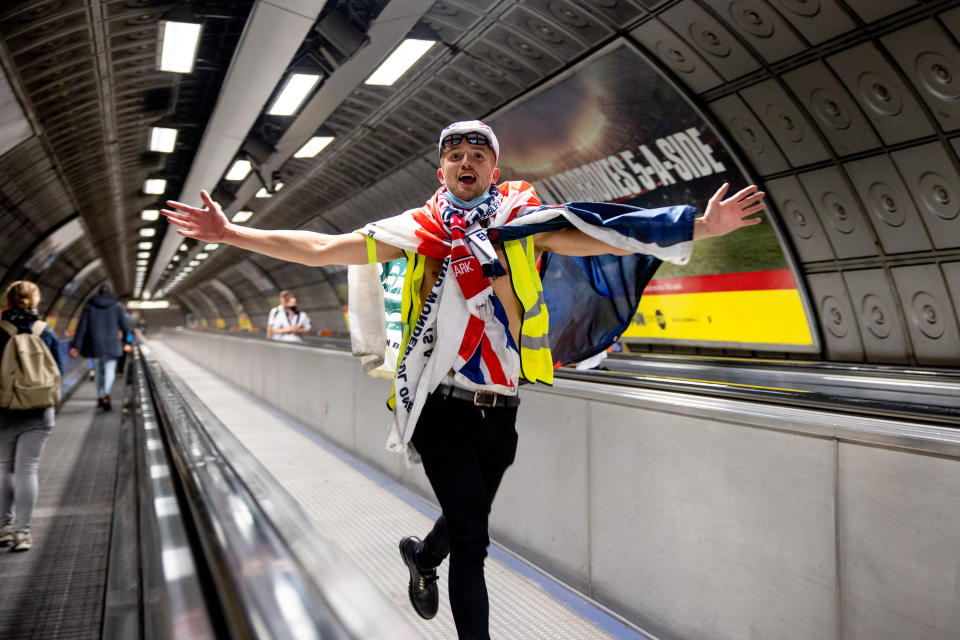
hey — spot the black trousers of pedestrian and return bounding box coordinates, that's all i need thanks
[411,392,520,640]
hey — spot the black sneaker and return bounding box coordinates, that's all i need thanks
[399,536,439,619]
[102,395,111,411]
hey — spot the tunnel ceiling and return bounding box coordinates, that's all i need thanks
[2,0,960,366]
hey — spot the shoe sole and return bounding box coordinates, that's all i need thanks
[399,538,437,620]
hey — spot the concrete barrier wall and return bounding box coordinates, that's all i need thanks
[158,330,960,640]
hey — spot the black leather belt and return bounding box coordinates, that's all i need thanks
[434,383,520,408]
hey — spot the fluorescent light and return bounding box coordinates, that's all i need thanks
[225,159,252,181]
[196,252,208,259]
[204,243,220,250]
[144,179,167,194]
[129,300,170,309]
[188,260,199,266]
[179,244,188,252]
[159,21,202,73]
[140,228,156,237]
[294,136,334,158]
[255,188,271,198]
[183,267,194,272]
[172,255,180,262]
[136,266,147,272]
[137,260,148,266]
[142,209,160,221]
[365,39,435,86]
[137,251,150,259]
[149,126,178,152]
[275,182,284,191]
[138,241,153,250]
[268,73,321,116]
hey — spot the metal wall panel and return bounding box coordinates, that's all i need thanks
[708,94,790,176]
[570,0,647,28]
[889,264,960,365]
[842,268,909,364]
[839,442,960,640]
[766,0,855,44]
[806,272,865,361]
[843,155,933,254]
[660,1,760,81]
[499,6,592,62]
[882,20,960,132]
[698,0,805,63]
[783,61,881,157]
[765,176,836,262]
[629,20,723,93]
[842,0,916,23]
[827,43,934,145]
[741,80,831,168]
[941,262,960,341]
[798,167,878,259]
[522,0,615,47]
[892,142,960,250]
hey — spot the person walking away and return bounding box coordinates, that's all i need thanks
[0,281,64,551]
[266,290,312,342]
[68,284,132,411]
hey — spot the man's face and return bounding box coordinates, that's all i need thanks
[438,142,500,202]
[285,297,298,309]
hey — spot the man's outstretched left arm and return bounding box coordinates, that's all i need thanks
[536,183,765,257]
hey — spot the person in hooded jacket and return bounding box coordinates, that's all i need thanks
[69,284,132,411]
[0,280,63,551]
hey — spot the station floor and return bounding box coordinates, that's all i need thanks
[148,338,651,640]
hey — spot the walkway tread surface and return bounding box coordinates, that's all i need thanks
[0,380,123,639]
[149,338,648,640]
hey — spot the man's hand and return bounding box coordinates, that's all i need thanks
[163,190,230,242]
[123,343,133,353]
[694,183,765,240]
[69,347,78,358]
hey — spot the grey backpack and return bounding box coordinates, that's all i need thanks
[0,320,61,410]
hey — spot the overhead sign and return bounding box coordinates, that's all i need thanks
[490,42,816,351]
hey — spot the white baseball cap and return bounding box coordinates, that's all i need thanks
[438,120,500,160]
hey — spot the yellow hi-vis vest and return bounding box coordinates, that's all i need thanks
[386,239,553,409]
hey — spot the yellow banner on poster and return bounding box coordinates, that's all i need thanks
[622,270,814,346]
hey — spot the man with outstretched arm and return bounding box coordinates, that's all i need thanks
[164,120,764,640]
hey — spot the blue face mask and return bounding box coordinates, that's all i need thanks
[446,189,494,210]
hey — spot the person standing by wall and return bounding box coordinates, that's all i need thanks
[0,280,63,551]
[266,290,312,342]
[68,284,132,411]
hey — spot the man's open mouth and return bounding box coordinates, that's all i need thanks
[458,173,476,185]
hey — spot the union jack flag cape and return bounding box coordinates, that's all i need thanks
[354,181,695,459]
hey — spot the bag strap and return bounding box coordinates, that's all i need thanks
[0,320,16,338]
[30,320,47,337]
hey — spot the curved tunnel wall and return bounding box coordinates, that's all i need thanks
[631,1,960,365]
[3,0,960,367]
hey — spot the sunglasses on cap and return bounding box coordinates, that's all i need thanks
[440,132,491,149]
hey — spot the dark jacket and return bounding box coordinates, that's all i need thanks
[70,295,132,359]
[0,308,64,374]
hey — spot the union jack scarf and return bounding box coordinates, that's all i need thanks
[357,181,696,459]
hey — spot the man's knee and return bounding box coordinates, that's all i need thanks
[446,510,490,562]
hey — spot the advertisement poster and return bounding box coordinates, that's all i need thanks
[490,43,815,350]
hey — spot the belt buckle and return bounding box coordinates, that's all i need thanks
[473,390,497,407]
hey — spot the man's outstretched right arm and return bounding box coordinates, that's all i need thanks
[163,190,403,267]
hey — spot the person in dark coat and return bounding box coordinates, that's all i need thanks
[69,284,132,411]
[0,280,63,551]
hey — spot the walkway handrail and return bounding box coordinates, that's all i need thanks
[136,341,419,640]
[103,348,217,639]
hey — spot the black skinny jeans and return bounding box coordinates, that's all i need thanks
[411,392,520,640]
